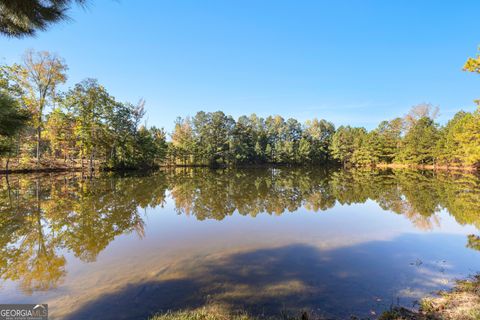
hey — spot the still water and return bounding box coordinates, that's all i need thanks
[1,168,480,319]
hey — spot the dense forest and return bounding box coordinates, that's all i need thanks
[168,48,480,168]
[0,49,479,171]
[167,103,478,168]
[0,50,167,171]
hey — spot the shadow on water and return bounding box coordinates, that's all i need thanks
[0,168,480,319]
[64,233,473,320]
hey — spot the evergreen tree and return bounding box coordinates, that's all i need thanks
[397,117,439,165]
[330,126,367,166]
[0,93,30,159]
[0,0,86,37]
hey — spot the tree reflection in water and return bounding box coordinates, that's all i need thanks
[0,167,479,294]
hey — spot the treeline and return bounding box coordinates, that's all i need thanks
[168,104,480,168]
[167,49,480,169]
[169,113,334,166]
[0,50,167,171]
[331,104,480,168]
[1,49,479,171]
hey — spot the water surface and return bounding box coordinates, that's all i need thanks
[1,168,480,319]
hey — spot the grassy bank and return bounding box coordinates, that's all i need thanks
[0,158,95,174]
[0,158,160,174]
[151,305,252,320]
[381,274,480,320]
[374,163,479,172]
[150,275,480,320]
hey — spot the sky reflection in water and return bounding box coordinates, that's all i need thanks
[0,168,480,319]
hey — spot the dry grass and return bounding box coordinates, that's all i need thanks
[374,163,478,172]
[150,304,315,320]
[0,157,100,173]
[381,275,480,320]
[419,275,480,320]
[150,305,254,320]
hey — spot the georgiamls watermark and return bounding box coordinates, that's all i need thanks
[0,304,48,320]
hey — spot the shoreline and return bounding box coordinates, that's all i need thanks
[0,162,478,175]
[374,163,479,172]
[0,158,160,175]
[150,274,480,320]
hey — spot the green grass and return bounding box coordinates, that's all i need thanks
[150,305,313,320]
[150,306,255,320]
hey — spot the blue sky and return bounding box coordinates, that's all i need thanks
[0,0,479,131]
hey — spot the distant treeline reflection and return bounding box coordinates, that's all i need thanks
[1,167,480,293]
[168,168,480,228]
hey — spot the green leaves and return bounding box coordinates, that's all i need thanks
[397,117,439,165]
[0,93,30,137]
[464,47,480,106]
[330,126,367,166]
[0,0,86,37]
[0,92,30,157]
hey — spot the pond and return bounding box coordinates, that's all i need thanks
[1,168,480,319]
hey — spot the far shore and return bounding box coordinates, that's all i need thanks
[0,158,101,175]
[374,162,479,172]
[0,159,478,175]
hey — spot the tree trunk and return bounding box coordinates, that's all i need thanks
[89,147,95,176]
[36,127,41,164]
[89,154,93,173]
[5,172,12,208]
[81,149,84,172]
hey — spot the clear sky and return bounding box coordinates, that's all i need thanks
[0,0,479,132]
